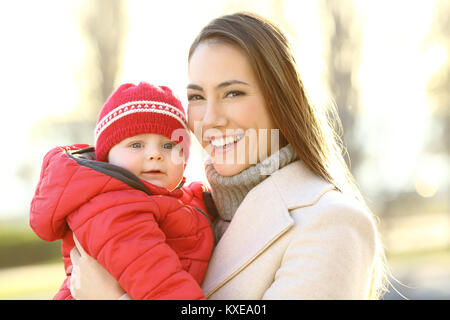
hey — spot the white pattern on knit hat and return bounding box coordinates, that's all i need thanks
[94,100,188,143]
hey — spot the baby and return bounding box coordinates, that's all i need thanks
[30,82,215,300]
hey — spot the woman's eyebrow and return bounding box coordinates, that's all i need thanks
[187,83,203,91]
[187,80,250,91]
[216,80,249,89]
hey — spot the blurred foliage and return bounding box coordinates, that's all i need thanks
[0,221,61,269]
[0,261,64,299]
[426,0,450,154]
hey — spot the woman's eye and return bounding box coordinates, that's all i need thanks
[225,90,244,98]
[130,143,142,149]
[187,94,203,101]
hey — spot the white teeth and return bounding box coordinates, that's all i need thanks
[211,135,244,148]
[211,137,226,148]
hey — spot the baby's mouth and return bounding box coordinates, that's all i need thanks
[143,169,165,174]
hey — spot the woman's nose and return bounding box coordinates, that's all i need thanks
[202,101,228,129]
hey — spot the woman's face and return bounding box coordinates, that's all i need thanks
[187,41,280,176]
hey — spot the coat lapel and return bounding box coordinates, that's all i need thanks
[201,176,294,297]
[201,160,336,297]
[271,160,336,211]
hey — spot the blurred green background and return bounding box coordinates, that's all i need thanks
[1,0,449,299]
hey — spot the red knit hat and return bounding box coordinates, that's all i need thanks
[94,82,190,162]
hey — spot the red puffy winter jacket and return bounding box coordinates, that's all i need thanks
[29,144,215,300]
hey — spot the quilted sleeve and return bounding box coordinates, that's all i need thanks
[29,144,92,241]
[67,190,205,300]
[180,182,216,221]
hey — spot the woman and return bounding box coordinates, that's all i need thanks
[70,12,388,299]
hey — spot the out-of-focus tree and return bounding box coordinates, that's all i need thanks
[426,0,450,155]
[320,0,363,175]
[32,0,128,144]
[76,0,128,129]
[22,0,128,185]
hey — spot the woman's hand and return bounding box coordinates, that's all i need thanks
[70,234,126,300]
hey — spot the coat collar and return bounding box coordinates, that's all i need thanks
[201,160,335,297]
[271,160,336,210]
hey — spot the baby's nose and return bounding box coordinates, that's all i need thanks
[148,153,163,161]
[147,148,163,161]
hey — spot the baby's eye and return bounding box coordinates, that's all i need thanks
[163,142,175,150]
[130,142,142,149]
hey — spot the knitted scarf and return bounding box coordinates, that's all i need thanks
[205,144,298,240]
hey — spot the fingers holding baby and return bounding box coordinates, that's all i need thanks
[70,234,125,300]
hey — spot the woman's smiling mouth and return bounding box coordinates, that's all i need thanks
[209,134,245,155]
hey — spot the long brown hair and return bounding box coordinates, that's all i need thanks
[189,12,388,299]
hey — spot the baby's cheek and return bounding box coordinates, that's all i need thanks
[168,148,185,167]
[165,152,185,190]
[110,156,140,176]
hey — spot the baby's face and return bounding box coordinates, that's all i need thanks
[108,133,185,191]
